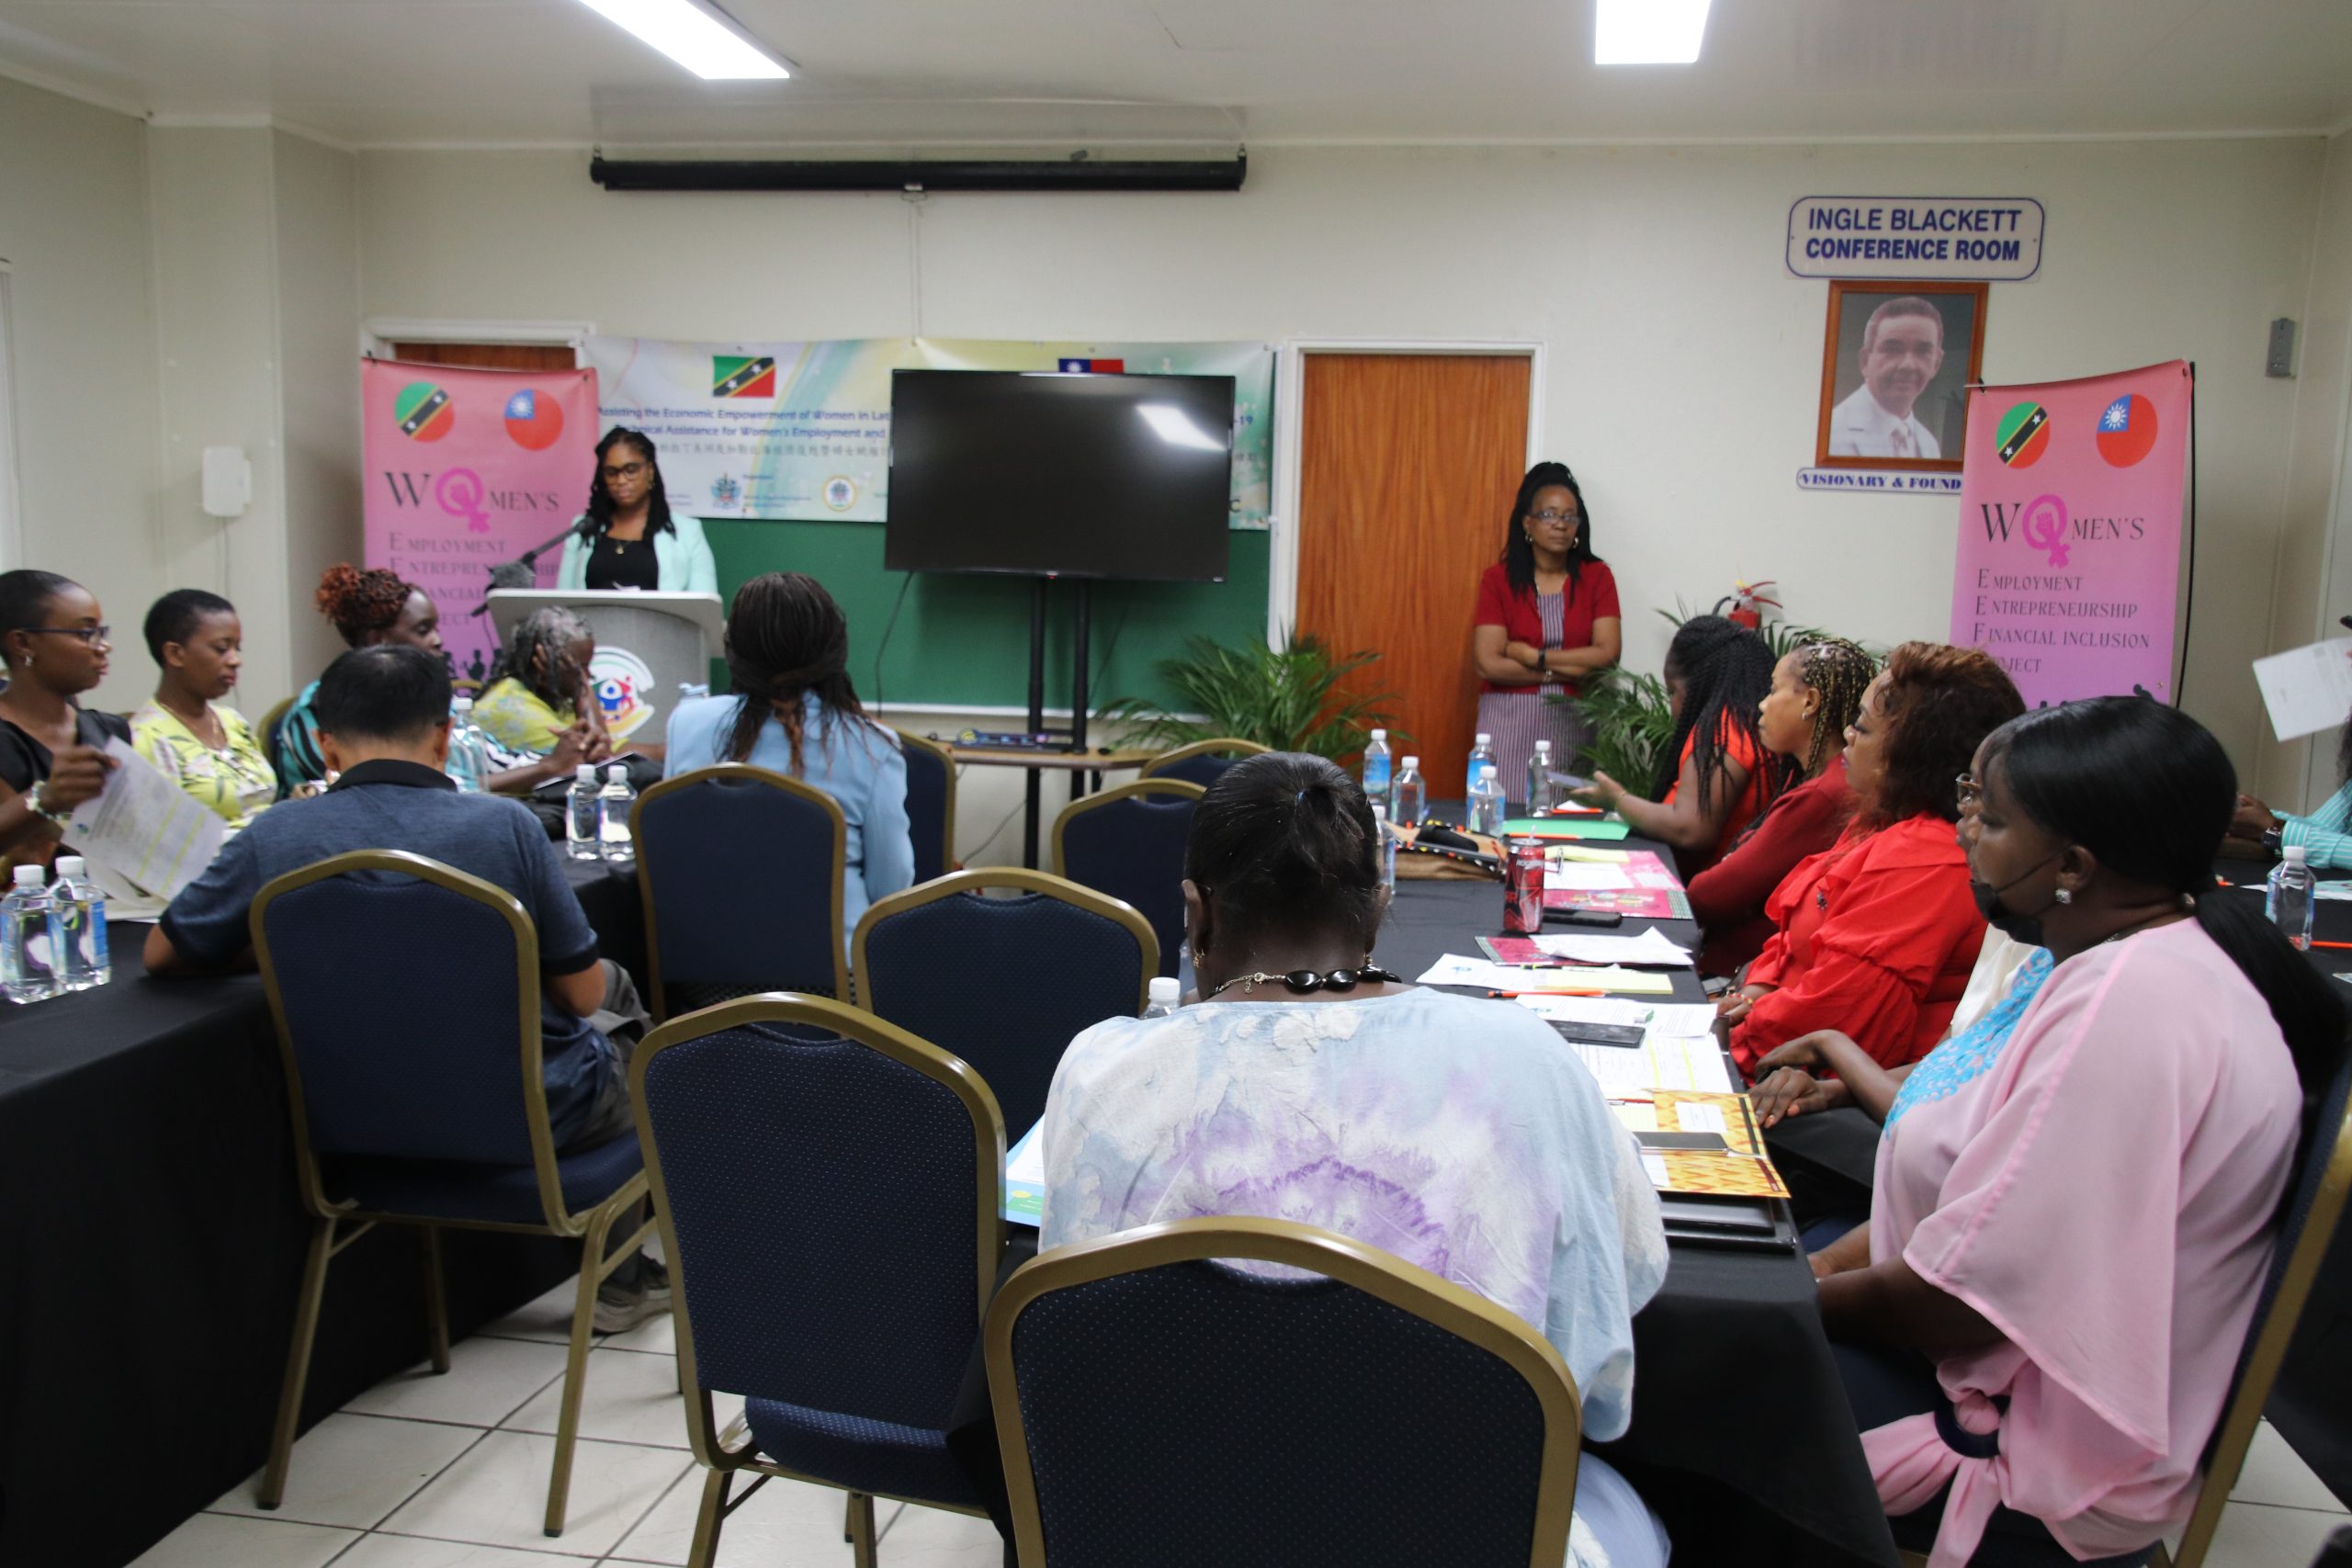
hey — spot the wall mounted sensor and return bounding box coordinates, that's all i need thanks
[2267,317,2298,379]
[201,446,251,518]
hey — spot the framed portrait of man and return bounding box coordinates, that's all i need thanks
[1813,280,1988,471]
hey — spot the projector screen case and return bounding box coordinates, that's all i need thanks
[885,370,1236,583]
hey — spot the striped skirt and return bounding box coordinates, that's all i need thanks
[1476,688,1596,807]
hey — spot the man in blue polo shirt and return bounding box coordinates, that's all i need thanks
[146,644,665,1329]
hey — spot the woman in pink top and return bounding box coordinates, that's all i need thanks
[1812,697,2345,1567]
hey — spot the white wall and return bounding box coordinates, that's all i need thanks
[358,139,2329,790]
[0,76,159,710]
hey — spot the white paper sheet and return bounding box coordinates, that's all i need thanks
[1006,1122,1046,1184]
[64,739,223,901]
[1411,953,1674,994]
[2254,637,2352,742]
[1541,862,1634,891]
[1516,995,1720,1037]
[1531,929,1695,967]
[1676,1102,1730,1135]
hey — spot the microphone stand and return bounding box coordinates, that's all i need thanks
[469,519,591,615]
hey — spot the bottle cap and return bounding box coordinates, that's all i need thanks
[1369,728,1386,740]
[1476,732,1492,745]
[12,864,42,887]
[54,855,85,878]
[1148,976,1181,1006]
[1480,764,1498,779]
[452,696,472,713]
[605,764,629,783]
[2286,844,2308,864]
[576,763,598,784]
[1402,756,1419,769]
[1535,739,1552,752]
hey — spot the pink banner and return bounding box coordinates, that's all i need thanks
[362,361,600,681]
[1950,360,2191,705]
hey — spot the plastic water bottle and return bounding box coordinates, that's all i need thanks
[565,763,603,861]
[1390,755,1425,828]
[2268,844,2315,951]
[446,696,492,793]
[1370,799,1397,891]
[1467,731,1496,796]
[1526,739,1555,817]
[1469,763,1507,836]
[1,864,61,1004]
[50,854,108,989]
[598,764,637,863]
[1143,976,1181,1019]
[1362,728,1392,803]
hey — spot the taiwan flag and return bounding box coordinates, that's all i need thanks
[2095,393,2158,467]
[1057,357,1125,373]
[503,387,566,451]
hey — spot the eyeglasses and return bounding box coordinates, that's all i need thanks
[600,462,649,482]
[1955,773,1983,811]
[23,626,108,644]
[1526,509,1579,525]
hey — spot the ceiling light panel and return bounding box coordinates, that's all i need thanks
[572,0,791,80]
[1595,0,1713,65]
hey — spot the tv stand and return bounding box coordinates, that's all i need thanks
[1014,576,1091,866]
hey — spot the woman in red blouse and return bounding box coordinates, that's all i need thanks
[1575,616,1786,880]
[1687,637,1875,976]
[1470,463,1622,792]
[1723,642,2024,1080]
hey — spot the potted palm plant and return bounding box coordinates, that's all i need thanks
[1098,633,1403,760]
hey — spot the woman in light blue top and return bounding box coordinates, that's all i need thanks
[2231,708,2352,869]
[556,427,718,594]
[662,571,912,944]
[1041,752,1669,1568]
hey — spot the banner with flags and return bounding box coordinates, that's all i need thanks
[1949,360,2191,705]
[363,360,600,681]
[582,334,1275,527]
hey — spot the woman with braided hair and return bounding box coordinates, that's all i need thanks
[476,605,612,758]
[663,571,912,943]
[1572,615,1785,878]
[1685,637,1875,976]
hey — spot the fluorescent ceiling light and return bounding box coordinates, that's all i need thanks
[574,0,791,80]
[1137,403,1226,453]
[1595,0,1712,65]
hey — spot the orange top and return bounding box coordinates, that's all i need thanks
[1662,716,1767,878]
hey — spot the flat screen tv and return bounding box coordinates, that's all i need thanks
[885,369,1234,581]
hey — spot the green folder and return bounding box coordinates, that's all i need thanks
[1501,818,1633,840]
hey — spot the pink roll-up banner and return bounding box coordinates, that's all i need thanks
[362,360,600,681]
[1949,359,2192,705]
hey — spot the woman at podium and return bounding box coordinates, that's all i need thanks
[556,428,718,594]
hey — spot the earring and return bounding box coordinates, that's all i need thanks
[2053,887,2073,905]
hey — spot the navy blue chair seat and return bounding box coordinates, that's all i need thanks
[1138,739,1268,791]
[855,870,1158,1138]
[324,1132,642,1228]
[891,728,956,886]
[1051,779,1204,980]
[744,1397,981,1508]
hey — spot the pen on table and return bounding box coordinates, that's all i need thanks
[1608,1096,1655,1105]
[2312,940,2352,951]
[1487,988,1606,998]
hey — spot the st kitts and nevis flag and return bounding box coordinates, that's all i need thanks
[394,381,454,442]
[713,355,777,398]
[1994,400,2050,468]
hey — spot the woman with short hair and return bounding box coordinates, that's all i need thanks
[663,571,912,946]
[1818,697,2344,1565]
[1041,750,1670,1568]
[1724,642,2024,1079]
[131,589,277,829]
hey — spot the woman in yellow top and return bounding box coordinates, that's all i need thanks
[130,590,277,829]
[475,605,607,756]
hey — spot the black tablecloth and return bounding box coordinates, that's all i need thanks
[0,861,648,1568]
[1376,869,1901,1567]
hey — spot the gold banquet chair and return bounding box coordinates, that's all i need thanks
[987,1216,1585,1567]
[1137,736,1269,789]
[251,851,654,1539]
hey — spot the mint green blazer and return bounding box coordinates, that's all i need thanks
[555,513,718,594]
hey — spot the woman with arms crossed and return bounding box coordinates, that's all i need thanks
[1815,697,2342,1567]
[1469,462,1620,788]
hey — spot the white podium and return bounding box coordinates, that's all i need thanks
[485,589,723,750]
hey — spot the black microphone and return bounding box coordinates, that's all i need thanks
[471,516,596,615]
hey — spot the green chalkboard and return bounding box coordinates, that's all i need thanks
[702,519,1272,716]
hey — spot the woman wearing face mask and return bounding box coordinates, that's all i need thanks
[1722,643,2022,1081]
[131,589,277,829]
[1814,697,2344,1568]
[1685,637,1873,976]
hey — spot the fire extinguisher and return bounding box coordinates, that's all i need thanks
[1714,580,1781,631]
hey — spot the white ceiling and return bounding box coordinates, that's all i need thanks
[2,0,2349,151]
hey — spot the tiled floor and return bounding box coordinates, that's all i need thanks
[126,1279,2350,1566]
[127,1279,1005,1568]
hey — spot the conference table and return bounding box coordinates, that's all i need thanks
[0,860,643,1568]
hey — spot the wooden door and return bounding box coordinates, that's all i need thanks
[1295,354,1532,795]
[388,341,578,372]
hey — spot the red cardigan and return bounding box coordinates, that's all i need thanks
[1472,561,1621,696]
[1686,758,1852,977]
[1728,811,1986,1080]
